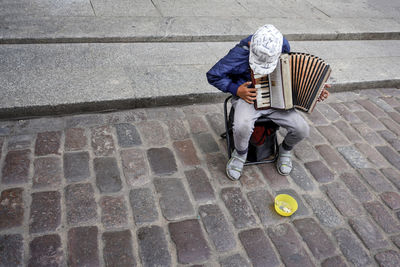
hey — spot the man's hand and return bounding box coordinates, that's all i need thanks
[237,81,257,104]
[317,84,331,102]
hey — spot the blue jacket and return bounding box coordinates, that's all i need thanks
[206,35,290,96]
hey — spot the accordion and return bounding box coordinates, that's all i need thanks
[251,52,332,113]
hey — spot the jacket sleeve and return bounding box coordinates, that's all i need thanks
[206,47,246,96]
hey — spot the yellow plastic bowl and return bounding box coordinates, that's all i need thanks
[274,194,298,216]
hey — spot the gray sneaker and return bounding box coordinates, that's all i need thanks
[276,144,292,176]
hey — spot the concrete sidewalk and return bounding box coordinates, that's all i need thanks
[1,0,400,119]
[1,39,400,119]
[1,0,400,43]
[0,88,400,266]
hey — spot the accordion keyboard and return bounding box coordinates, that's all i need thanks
[254,74,271,108]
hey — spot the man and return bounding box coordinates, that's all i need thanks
[206,24,329,180]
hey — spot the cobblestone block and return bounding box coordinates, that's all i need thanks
[349,215,389,250]
[337,146,371,169]
[240,165,265,188]
[33,157,62,188]
[206,153,232,186]
[115,123,142,147]
[29,234,63,267]
[173,139,200,166]
[94,157,122,193]
[358,168,395,192]
[206,113,225,136]
[307,126,326,145]
[221,187,257,229]
[351,123,385,146]
[68,226,99,267]
[100,196,128,229]
[2,149,30,184]
[381,117,400,136]
[333,228,372,267]
[138,121,167,146]
[330,102,362,123]
[364,201,400,234]
[65,183,97,225]
[66,114,104,128]
[293,217,336,260]
[321,256,348,267]
[356,99,386,117]
[64,128,87,151]
[188,116,209,134]
[7,134,33,150]
[137,225,171,267]
[379,130,400,151]
[303,195,344,228]
[380,191,400,210]
[219,254,251,267]
[316,144,349,173]
[103,230,136,267]
[0,234,23,267]
[289,161,315,191]
[304,160,334,183]
[278,189,309,217]
[308,109,329,125]
[247,189,281,226]
[375,250,400,267]
[165,119,189,140]
[198,204,236,252]
[317,125,349,146]
[147,106,184,120]
[377,146,400,171]
[0,188,24,230]
[355,143,389,169]
[193,133,219,153]
[268,223,315,267]
[169,219,211,264]
[381,168,400,190]
[154,178,194,220]
[315,103,340,122]
[370,96,397,112]
[324,182,363,217]
[239,228,279,267]
[35,131,61,156]
[184,168,215,202]
[381,96,400,108]
[340,172,373,203]
[120,148,149,186]
[63,152,90,183]
[388,111,400,124]
[147,147,177,176]
[29,191,61,233]
[333,120,363,142]
[343,101,364,112]
[392,234,400,248]
[91,125,115,156]
[258,163,290,189]
[129,188,158,224]
[293,140,320,162]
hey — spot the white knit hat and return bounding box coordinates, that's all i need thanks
[249,24,283,75]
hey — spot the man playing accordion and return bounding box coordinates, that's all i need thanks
[207,24,330,181]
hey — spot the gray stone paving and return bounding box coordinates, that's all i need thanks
[0,89,400,266]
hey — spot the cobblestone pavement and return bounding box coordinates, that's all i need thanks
[1,88,400,267]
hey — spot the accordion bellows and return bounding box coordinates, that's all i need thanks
[251,52,332,113]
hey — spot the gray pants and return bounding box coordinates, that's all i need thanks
[232,97,309,154]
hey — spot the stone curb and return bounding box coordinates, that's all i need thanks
[1,32,400,45]
[1,80,399,120]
